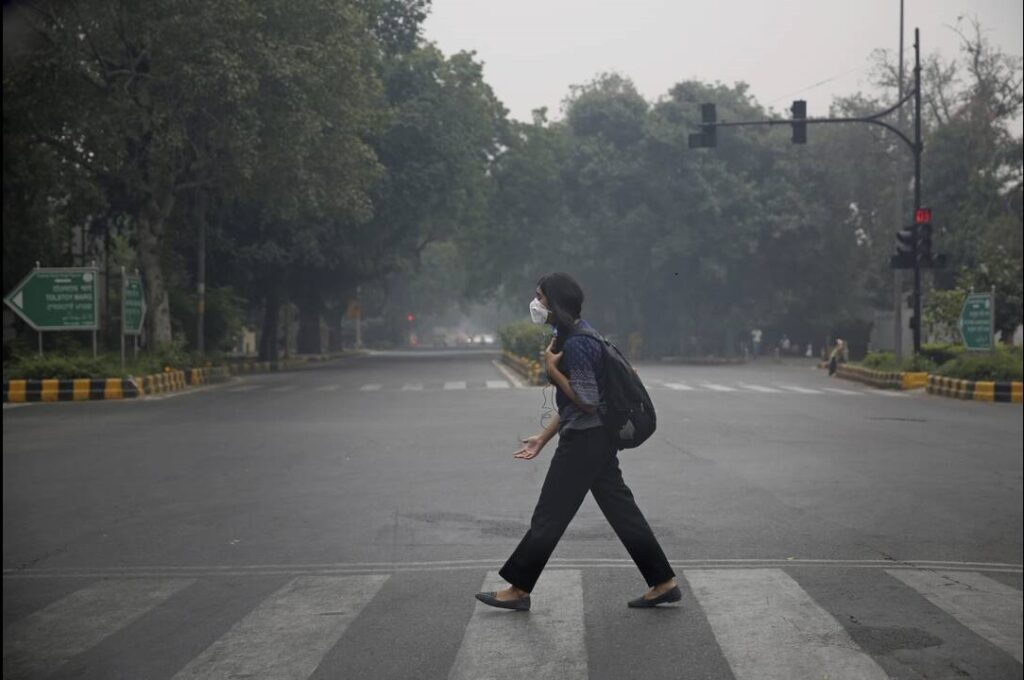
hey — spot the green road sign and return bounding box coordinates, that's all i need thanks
[3,268,99,331]
[959,292,994,351]
[122,274,146,335]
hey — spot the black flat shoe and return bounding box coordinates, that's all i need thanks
[627,585,681,608]
[475,591,531,611]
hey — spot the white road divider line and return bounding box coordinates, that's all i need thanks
[701,384,737,392]
[359,384,382,391]
[873,390,909,397]
[314,385,340,392]
[226,385,261,393]
[686,568,888,680]
[449,570,587,680]
[486,380,511,389]
[401,383,424,391]
[887,569,1023,663]
[268,385,294,392]
[664,382,696,391]
[172,575,388,680]
[444,381,467,390]
[3,578,194,680]
[822,387,864,395]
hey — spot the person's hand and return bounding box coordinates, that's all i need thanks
[514,435,545,460]
[544,338,562,373]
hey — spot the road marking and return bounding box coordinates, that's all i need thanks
[359,384,382,391]
[5,559,1021,580]
[172,574,388,680]
[486,380,511,389]
[226,385,260,393]
[775,384,824,394]
[687,568,888,680]
[449,569,586,680]
[444,381,467,390]
[401,383,424,391]
[314,385,340,392]
[822,387,864,395]
[873,390,909,397]
[268,385,294,392]
[664,382,696,391]
[701,383,737,392]
[887,569,1023,663]
[2,578,194,679]
[737,383,782,393]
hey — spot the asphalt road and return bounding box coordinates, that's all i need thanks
[3,350,1022,679]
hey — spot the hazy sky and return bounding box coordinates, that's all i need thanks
[423,0,1023,122]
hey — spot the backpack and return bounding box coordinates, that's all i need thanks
[568,328,657,450]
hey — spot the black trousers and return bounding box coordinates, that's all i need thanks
[499,426,675,593]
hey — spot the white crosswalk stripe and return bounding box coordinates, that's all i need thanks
[664,382,696,391]
[172,574,388,680]
[888,569,1023,663]
[775,384,824,394]
[701,383,737,392]
[401,383,424,391]
[486,380,511,389]
[449,569,587,680]
[444,381,467,390]
[686,568,889,680]
[737,383,782,393]
[2,578,194,679]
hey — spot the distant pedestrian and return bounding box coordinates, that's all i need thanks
[475,272,678,611]
[828,339,846,376]
[751,328,763,358]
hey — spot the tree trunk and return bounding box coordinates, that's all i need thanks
[136,196,175,347]
[259,286,280,362]
[296,290,323,355]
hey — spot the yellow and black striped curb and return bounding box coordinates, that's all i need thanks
[835,364,928,390]
[502,351,544,386]
[927,375,1022,403]
[3,378,142,403]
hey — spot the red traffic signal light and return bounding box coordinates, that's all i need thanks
[406,314,415,322]
[914,207,932,224]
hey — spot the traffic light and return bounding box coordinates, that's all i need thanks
[688,103,717,148]
[914,207,933,265]
[791,100,807,144]
[890,224,917,269]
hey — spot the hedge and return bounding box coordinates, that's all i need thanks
[934,346,1023,382]
[498,321,549,360]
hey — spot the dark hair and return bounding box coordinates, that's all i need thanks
[537,272,584,349]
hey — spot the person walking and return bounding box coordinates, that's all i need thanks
[475,272,679,611]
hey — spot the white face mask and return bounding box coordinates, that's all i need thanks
[529,298,550,325]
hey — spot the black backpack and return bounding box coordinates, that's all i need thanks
[569,328,657,450]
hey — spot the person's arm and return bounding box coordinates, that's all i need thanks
[544,338,597,414]
[514,413,559,459]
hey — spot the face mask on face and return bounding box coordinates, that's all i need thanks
[529,298,550,325]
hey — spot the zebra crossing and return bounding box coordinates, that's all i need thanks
[651,379,908,397]
[4,562,1020,679]
[223,379,909,397]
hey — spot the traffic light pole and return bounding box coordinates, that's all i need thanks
[701,30,925,353]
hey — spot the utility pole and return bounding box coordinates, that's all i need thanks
[893,0,905,360]
[196,190,207,356]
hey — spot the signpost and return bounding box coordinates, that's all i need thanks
[121,267,146,368]
[959,291,995,351]
[3,266,100,356]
